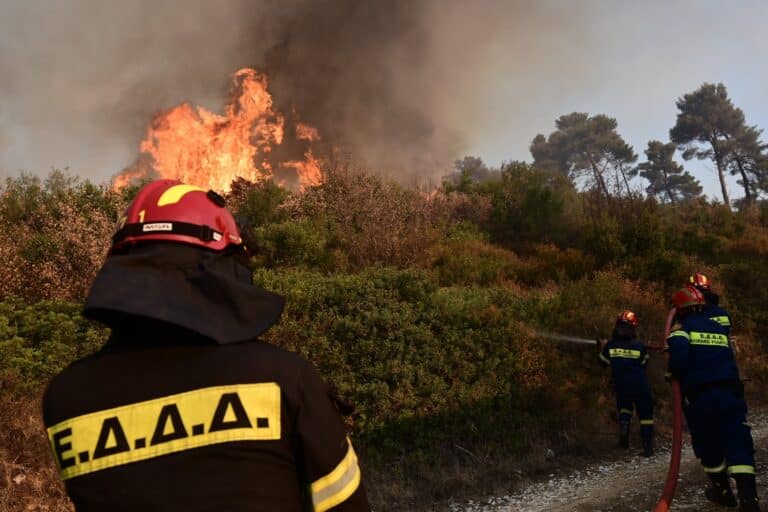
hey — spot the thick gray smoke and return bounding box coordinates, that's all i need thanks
[0,0,464,182]
[255,0,455,179]
[0,0,273,179]
[2,1,767,191]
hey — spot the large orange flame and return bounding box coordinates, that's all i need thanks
[113,68,323,192]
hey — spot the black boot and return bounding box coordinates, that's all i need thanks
[619,421,629,449]
[705,471,737,507]
[734,474,761,512]
[641,432,654,457]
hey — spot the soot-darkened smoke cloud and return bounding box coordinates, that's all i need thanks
[0,0,460,182]
[255,0,452,178]
[4,1,766,191]
[0,1,272,179]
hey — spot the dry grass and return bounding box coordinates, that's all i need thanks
[0,393,72,511]
[0,179,118,302]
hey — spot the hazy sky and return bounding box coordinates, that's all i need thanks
[1,0,766,201]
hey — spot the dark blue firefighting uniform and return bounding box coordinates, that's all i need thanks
[667,310,755,477]
[599,338,653,444]
[703,301,731,335]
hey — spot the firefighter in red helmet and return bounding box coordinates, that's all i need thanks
[689,272,732,334]
[599,310,654,456]
[667,285,760,511]
[42,180,370,512]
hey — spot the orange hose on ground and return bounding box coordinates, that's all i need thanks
[654,307,683,512]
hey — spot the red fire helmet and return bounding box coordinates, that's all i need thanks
[671,285,706,310]
[616,310,639,327]
[111,180,243,252]
[689,272,711,290]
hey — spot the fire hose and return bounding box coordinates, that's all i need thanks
[653,307,682,512]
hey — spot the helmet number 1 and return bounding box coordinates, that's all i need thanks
[138,209,146,223]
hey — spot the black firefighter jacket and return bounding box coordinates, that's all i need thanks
[43,327,370,512]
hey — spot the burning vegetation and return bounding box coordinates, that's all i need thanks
[113,68,323,192]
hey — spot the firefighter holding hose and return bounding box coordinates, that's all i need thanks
[599,310,655,457]
[667,285,760,511]
[42,180,370,511]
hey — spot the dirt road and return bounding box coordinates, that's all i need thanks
[449,415,767,512]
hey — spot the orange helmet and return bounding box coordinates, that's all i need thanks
[689,272,711,290]
[111,180,243,252]
[671,285,706,309]
[616,310,639,327]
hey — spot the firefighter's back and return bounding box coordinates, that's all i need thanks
[43,331,344,512]
[603,338,649,393]
[678,312,740,392]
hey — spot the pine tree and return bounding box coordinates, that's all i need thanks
[636,140,702,203]
[726,125,768,201]
[670,83,763,206]
[531,113,637,199]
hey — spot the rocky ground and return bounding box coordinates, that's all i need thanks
[447,414,768,512]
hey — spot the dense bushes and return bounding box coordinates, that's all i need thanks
[2,167,768,509]
[487,162,579,245]
[0,301,107,392]
[254,267,547,435]
[0,172,121,301]
[2,167,766,399]
[0,267,593,468]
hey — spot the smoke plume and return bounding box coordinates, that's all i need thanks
[3,1,766,191]
[254,0,453,179]
[0,0,466,183]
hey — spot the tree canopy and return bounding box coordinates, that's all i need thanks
[670,82,767,206]
[636,140,702,203]
[442,156,495,193]
[530,113,637,199]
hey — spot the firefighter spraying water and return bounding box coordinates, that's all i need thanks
[598,310,655,457]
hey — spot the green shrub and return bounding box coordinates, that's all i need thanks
[513,244,595,286]
[0,171,119,301]
[431,239,517,286]
[253,266,549,455]
[227,178,291,228]
[0,301,107,392]
[582,213,625,265]
[488,162,577,245]
[721,261,768,344]
[538,271,668,343]
[251,220,334,269]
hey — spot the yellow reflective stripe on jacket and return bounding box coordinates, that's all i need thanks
[703,461,727,473]
[47,383,281,480]
[311,438,361,512]
[608,348,641,359]
[668,330,689,340]
[640,419,654,425]
[690,331,729,347]
[728,465,756,475]
[710,315,731,326]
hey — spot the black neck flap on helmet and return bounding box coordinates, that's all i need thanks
[84,244,284,345]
